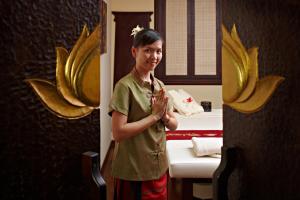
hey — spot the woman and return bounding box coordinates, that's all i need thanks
[108,26,178,200]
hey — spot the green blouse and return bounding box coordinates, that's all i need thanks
[108,70,171,181]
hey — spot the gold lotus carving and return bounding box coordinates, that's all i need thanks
[25,25,101,119]
[222,24,285,113]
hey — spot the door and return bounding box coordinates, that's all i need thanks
[214,0,300,199]
[112,12,152,86]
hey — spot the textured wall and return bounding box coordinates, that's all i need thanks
[0,0,100,199]
[222,0,300,199]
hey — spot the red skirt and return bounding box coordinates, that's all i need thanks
[114,173,168,200]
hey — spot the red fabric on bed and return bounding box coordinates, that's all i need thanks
[166,130,223,140]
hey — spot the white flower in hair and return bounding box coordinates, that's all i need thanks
[131,25,144,37]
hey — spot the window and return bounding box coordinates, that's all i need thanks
[154,0,221,85]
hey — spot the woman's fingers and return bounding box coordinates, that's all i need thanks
[161,89,165,99]
[163,96,168,110]
[159,89,166,101]
[157,89,163,101]
[151,96,155,104]
[151,89,169,119]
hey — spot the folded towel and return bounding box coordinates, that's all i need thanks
[191,137,223,157]
[168,89,204,116]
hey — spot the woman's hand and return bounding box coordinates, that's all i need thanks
[151,89,168,120]
[162,111,170,124]
[162,109,178,131]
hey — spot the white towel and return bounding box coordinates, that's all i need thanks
[168,89,204,116]
[191,137,223,157]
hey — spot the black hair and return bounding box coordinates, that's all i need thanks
[132,28,163,48]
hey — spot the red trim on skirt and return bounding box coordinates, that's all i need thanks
[114,173,168,200]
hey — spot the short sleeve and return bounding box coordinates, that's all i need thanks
[108,82,130,116]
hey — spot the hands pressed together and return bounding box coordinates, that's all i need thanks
[151,89,169,121]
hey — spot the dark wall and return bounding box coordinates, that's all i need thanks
[0,1,100,199]
[222,0,300,199]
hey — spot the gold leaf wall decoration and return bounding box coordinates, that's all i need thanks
[26,25,101,119]
[222,24,285,114]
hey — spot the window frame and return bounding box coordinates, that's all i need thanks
[154,0,222,85]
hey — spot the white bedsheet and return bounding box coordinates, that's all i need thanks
[167,140,221,178]
[174,109,223,130]
[166,109,223,178]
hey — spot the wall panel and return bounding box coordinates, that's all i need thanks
[0,1,100,199]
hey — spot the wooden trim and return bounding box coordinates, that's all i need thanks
[82,151,107,199]
[112,11,153,18]
[154,0,166,80]
[154,0,222,85]
[112,12,153,87]
[213,147,238,200]
[216,0,222,84]
[187,0,195,76]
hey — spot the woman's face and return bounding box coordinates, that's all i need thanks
[132,40,163,72]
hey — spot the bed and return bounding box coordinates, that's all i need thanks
[166,109,223,140]
[166,109,223,199]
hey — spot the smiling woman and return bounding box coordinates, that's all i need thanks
[108,27,178,200]
[131,32,163,82]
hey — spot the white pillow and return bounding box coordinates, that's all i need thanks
[168,89,204,116]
